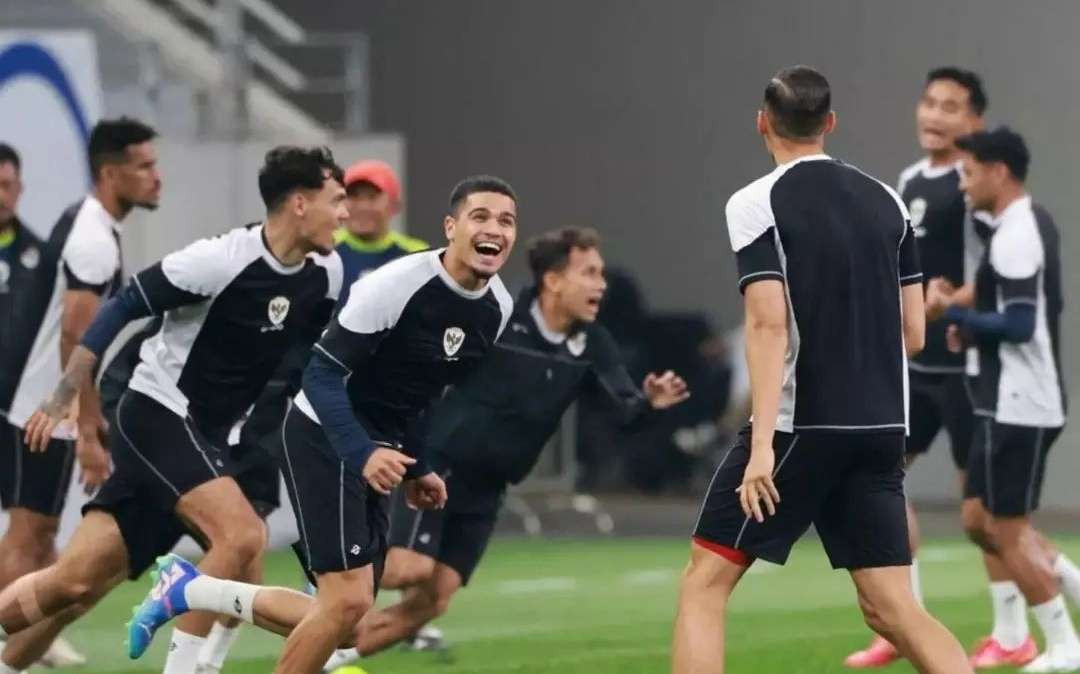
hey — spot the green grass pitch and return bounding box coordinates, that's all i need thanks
[28,536,1076,673]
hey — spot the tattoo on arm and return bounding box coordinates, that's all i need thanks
[42,346,98,418]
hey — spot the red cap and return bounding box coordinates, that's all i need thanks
[343,160,402,203]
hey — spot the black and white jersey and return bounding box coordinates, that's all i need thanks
[427,287,649,485]
[969,196,1064,428]
[294,249,513,446]
[6,197,123,429]
[0,219,57,418]
[727,154,921,434]
[128,224,342,437]
[898,158,968,373]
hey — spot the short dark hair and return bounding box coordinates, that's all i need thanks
[0,143,20,172]
[449,175,517,215]
[258,145,344,211]
[956,126,1030,181]
[763,66,832,140]
[528,227,601,286]
[87,117,157,180]
[926,66,987,116]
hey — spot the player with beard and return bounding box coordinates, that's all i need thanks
[0,146,346,674]
[124,175,518,674]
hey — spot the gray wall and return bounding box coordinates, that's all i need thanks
[274,0,1080,508]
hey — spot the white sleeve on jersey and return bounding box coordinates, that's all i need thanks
[62,217,119,286]
[310,249,345,301]
[336,251,436,334]
[725,176,777,252]
[160,228,249,297]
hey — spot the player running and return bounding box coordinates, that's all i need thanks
[0,119,161,669]
[322,226,689,670]
[124,175,518,674]
[0,146,346,674]
[672,65,972,674]
[948,127,1079,673]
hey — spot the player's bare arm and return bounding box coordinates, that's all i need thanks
[739,278,787,523]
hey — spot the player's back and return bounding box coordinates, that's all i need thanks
[727,155,916,433]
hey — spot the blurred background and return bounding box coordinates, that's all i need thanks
[3,0,1080,546]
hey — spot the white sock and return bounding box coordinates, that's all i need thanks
[197,623,241,670]
[162,629,206,674]
[0,664,19,674]
[324,647,360,669]
[1055,555,1080,606]
[910,558,924,608]
[1031,595,1080,653]
[182,577,259,624]
[989,581,1028,649]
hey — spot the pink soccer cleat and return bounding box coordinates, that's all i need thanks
[969,635,1038,669]
[844,635,901,668]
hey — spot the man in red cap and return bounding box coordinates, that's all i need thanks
[335,160,427,305]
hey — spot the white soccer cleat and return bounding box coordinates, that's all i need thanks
[1021,649,1080,673]
[37,636,88,667]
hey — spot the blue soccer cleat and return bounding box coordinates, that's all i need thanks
[126,553,200,659]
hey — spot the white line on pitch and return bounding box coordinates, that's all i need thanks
[496,577,578,594]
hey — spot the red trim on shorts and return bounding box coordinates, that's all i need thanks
[693,537,754,566]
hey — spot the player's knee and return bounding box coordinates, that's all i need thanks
[329,584,375,628]
[219,525,265,566]
[857,591,907,639]
[962,505,994,552]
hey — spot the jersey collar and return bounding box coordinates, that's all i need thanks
[991,194,1032,230]
[916,156,962,179]
[259,224,307,275]
[430,249,490,299]
[530,299,568,344]
[86,194,122,234]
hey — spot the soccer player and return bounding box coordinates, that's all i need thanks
[0,119,161,668]
[947,128,1078,673]
[334,159,426,306]
[122,175,517,674]
[0,146,346,674]
[322,226,689,669]
[671,65,972,674]
[845,65,1004,668]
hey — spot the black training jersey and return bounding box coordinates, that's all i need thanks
[127,224,341,437]
[0,218,56,418]
[426,287,649,485]
[294,249,513,447]
[898,158,968,372]
[969,196,1064,428]
[727,154,921,434]
[6,197,123,429]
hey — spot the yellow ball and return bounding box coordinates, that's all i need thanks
[331,667,369,674]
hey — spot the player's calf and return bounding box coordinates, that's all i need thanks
[379,548,435,590]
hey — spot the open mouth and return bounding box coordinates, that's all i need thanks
[474,241,503,258]
[585,297,601,309]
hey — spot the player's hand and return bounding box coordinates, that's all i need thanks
[925,277,956,321]
[75,430,112,495]
[362,448,416,495]
[737,446,780,523]
[643,370,691,410]
[946,324,966,354]
[405,472,448,510]
[24,399,77,452]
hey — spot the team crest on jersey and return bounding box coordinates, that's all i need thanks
[19,246,40,269]
[268,296,291,325]
[908,197,927,236]
[566,331,587,357]
[443,327,465,357]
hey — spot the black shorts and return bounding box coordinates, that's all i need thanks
[276,406,388,587]
[906,371,975,468]
[387,463,504,585]
[964,419,1061,517]
[0,420,76,517]
[693,427,910,570]
[230,438,281,519]
[83,389,231,578]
